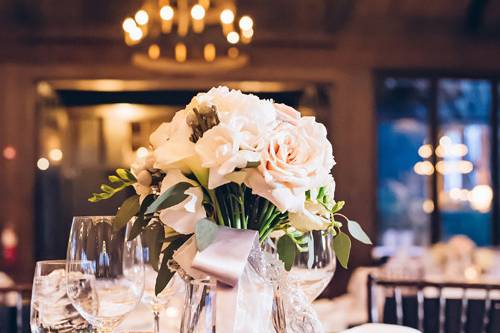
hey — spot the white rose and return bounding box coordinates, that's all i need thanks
[190,87,278,189]
[289,201,331,231]
[159,169,206,234]
[151,109,196,172]
[246,117,335,212]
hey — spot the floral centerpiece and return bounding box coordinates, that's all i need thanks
[89,86,370,332]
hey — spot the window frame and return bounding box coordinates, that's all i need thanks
[375,70,500,245]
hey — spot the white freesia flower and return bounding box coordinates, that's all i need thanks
[130,149,156,200]
[246,117,335,212]
[151,109,196,172]
[190,87,277,189]
[159,169,206,234]
[289,201,331,231]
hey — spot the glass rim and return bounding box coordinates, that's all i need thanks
[72,215,115,219]
[35,259,66,266]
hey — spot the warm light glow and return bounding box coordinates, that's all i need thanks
[418,144,432,159]
[136,147,149,159]
[239,16,253,30]
[468,185,493,212]
[129,27,143,41]
[449,187,469,201]
[204,43,216,62]
[220,9,235,24]
[2,146,16,160]
[436,143,468,158]
[122,17,137,32]
[37,158,50,171]
[439,135,452,146]
[148,44,161,59]
[135,10,149,25]
[422,199,434,213]
[49,148,63,162]
[227,31,240,44]
[464,266,479,281]
[160,5,174,20]
[413,161,434,176]
[436,160,473,175]
[242,28,254,39]
[37,81,53,97]
[191,4,206,20]
[175,42,187,62]
[200,0,210,9]
[228,47,239,58]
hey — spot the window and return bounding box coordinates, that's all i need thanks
[376,75,498,248]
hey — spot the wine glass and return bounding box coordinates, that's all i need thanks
[66,216,145,333]
[287,230,336,302]
[126,219,182,333]
[30,260,92,332]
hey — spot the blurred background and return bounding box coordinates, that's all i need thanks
[2,0,500,303]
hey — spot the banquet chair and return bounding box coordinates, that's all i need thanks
[0,284,31,333]
[367,274,500,333]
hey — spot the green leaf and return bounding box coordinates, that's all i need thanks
[333,231,351,269]
[155,236,187,295]
[143,222,165,271]
[128,195,156,241]
[331,201,345,213]
[195,219,219,251]
[277,234,297,271]
[347,220,372,245]
[100,184,114,193]
[113,195,140,232]
[108,175,122,183]
[145,182,192,215]
[116,168,130,180]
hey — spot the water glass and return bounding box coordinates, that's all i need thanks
[30,260,92,332]
[66,216,145,333]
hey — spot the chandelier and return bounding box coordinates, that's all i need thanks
[122,0,254,73]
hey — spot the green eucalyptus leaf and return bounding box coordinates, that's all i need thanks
[331,201,345,213]
[195,218,219,251]
[332,231,351,269]
[347,220,372,245]
[108,175,122,183]
[100,184,114,193]
[128,194,156,241]
[277,234,296,271]
[155,236,187,295]
[116,168,130,180]
[113,195,140,232]
[145,182,192,215]
[143,222,165,272]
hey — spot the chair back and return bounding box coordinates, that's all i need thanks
[367,274,500,333]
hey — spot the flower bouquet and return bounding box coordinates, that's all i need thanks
[89,86,371,332]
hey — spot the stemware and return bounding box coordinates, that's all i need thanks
[287,230,336,302]
[66,216,145,333]
[30,260,92,332]
[126,219,182,333]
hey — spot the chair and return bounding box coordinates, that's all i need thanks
[367,274,500,333]
[0,284,32,333]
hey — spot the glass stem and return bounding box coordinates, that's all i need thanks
[153,310,161,333]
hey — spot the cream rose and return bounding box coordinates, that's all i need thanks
[159,169,206,234]
[246,117,335,212]
[288,201,331,231]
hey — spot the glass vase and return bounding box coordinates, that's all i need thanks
[180,279,216,333]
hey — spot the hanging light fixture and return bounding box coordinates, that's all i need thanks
[122,0,254,73]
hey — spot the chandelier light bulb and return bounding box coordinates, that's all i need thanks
[37,158,50,171]
[148,44,161,59]
[239,16,253,31]
[191,4,206,20]
[160,5,174,21]
[220,9,235,24]
[122,17,136,32]
[129,27,143,41]
[227,31,240,44]
[135,10,149,25]
[242,28,253,39]
[204,43,216,62]
[175,43,187,62]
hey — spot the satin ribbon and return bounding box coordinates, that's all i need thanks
[173,227,259,333]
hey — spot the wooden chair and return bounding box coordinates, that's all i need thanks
[367,274,500,333]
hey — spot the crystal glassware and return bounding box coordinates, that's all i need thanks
[30,260,92,332]
[66,216,145,333]
[287,230,336,302]
[126,218,182,333]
